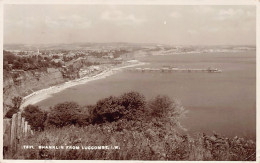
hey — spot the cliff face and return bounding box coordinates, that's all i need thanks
[3,58,103,116]
[3,68,65,116]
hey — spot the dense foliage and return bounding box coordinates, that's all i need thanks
[92,96,125,123]
[3,50,62,71]
[12,92,256,161]
[119,91,147,120]
[4,96,22,118]
[17,123,256,160]
[46,102,85,128]
[91,92,146,124]
[22,105,47,131]
[89,49,128,58]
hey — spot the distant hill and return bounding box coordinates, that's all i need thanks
[4,43,256,52]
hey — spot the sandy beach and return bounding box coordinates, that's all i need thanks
[20,61,148,109]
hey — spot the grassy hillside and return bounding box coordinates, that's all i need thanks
[14,92,256,160]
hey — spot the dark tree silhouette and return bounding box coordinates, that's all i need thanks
[22,105,47,131]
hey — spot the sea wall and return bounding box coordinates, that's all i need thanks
[3,68,65,116]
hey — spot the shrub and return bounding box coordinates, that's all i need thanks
[76,106,93,127]
[92,96,125,124]
[15,124,256,160]
[148,95,187,130]
[118,91,146,120]
[5,108,19,119]
[22,105,47,131]
[91,92,147,124]
[11,92,256,161]
[4,96,23,118]
[12,96,23,110]
[148,95,173,118]
[46,102,84,128]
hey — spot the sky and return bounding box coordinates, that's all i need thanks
[4,5,256,45]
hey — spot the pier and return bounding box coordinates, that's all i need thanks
[126,67,222,73]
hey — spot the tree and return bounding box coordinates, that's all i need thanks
[22,105,47,131]
[3,50,16,64]
[148,95,172,118]
[76,105,94,126]
[3,62,11,71]
[52,55,60,59]
[119,91,146,120]
[13,60,23,69]
[91,92,147,124]
[148,95,186,130]
[56,61,63,67]
[46,102,83,128]
[5,96,23,118]
[12,96,22,110]
[92,96,124,124]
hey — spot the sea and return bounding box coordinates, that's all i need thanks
[36,50,256,140]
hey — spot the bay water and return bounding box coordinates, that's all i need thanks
[37,51,256,139]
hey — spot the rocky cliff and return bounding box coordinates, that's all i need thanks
[3,68,65,116]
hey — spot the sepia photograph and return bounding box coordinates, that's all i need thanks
[1,0,258,161]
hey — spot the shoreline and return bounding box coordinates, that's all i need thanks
[150,49,256,56]
[20,61,148,109]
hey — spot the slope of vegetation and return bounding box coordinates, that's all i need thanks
[15,92,256,160]
[3,50,62,71]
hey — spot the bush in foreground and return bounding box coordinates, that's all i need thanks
[16,123,256,160]
[91,91,147,124]
[5,96,22,118]
[148,95,187,131]
[13,92,256,160]
[46,102,85,128]
[22,105,47,131]
[118,91,146,120]
[92,96,125,124]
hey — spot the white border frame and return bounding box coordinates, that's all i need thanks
[0,0,258,163]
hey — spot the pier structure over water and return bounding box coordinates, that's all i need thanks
[126,67,222,73]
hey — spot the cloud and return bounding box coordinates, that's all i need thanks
[215,8,255,21]
[45,15,91,29]
[5,16,38,29]
[201,26,219,32]
[170,11,182,18]
[216,8,239,20]
[193,6,215,14]
[187,29,198,35]
[100,10,145,25]
[5,14,92,30]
